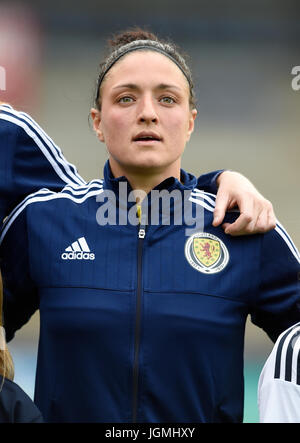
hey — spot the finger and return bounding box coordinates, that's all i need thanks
[251,205,276,233]
[222,210,255,236]
[224,205,277,236]
[256,200,276,232]
[252,209,269,233]
[267,204,277,230]
[221,222,231,233]
[212,192,230,227]
[224,194,255,234]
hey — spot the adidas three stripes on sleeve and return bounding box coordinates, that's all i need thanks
[258,322,300,422]
[0,104,86,222]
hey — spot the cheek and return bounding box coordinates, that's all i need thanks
[166,111,191,141]
[101,109,129,142]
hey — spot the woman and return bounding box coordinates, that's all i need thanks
[0,29,299,423]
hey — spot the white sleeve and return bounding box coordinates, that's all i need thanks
[258,323,300,423]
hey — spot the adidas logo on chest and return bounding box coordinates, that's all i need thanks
[61,237,95,260]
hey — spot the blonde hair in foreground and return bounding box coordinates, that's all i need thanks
[0,272,14,390]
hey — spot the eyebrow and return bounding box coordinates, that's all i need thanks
[112,83,182,91]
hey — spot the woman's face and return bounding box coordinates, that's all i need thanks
[91,50,197,176]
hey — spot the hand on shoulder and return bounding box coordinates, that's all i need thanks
[213,170,276,236]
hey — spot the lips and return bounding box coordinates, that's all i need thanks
[133,131,162,142]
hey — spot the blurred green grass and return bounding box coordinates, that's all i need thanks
[244,361,263,423]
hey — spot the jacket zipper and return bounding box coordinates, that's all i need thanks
[132,207,146,422]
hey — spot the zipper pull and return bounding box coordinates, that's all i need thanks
[138,228,146,239]
[137,203,146,239]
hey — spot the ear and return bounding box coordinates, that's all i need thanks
[186,108,197,142]
[90,107,105,142]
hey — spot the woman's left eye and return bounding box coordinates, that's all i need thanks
[160,96,175,104]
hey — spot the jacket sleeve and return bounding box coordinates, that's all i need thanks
[250,223,300,342]
[0,379,44,423]
[0,104,85,221]
[0,205,38,342]
[258,322,300,423]
[196,169,224,194]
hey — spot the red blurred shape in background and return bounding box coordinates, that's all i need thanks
[0,2,42,113]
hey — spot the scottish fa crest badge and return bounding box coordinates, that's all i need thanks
[185,232,229,274]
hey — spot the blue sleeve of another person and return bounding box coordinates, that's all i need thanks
[0,104,86,222]
[197,170,224,194]
[251,223,300,342]
[0,204,38,342]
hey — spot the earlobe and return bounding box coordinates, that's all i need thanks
[186,108,197,141]
[97,129,105,143]
[90,107,105,142]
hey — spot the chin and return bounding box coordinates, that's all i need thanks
[126,159,169,173]
[122,152,161,167]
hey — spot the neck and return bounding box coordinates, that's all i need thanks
[108,158,182,196]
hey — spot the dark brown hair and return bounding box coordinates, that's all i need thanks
[94,27,196,110]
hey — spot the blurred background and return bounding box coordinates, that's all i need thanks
[0,0,299,423]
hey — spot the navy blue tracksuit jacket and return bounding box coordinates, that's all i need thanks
[0,156,299,422]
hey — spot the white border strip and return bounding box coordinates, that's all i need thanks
[275,223,300,264]
[291,334,300,384]
[276,221,300,258]
[63,179,103,191]
[3,181,104,229]
[279,327,299,380]
[191,188,217,199]
[61,184,103,195]
[190,191,216,208]
[188,196,215,212]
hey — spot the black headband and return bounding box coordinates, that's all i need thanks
[95,42,193,104]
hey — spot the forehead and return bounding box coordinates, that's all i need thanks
[103,50,189,91]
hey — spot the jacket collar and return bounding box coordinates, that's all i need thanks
[103,159,197,195]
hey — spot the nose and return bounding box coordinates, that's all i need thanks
[137,95,158,124]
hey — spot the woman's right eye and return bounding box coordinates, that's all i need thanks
[118,96,134,103]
